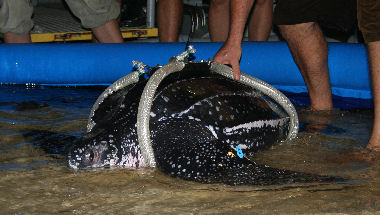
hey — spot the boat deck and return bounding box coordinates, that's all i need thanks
[31,7,157,43]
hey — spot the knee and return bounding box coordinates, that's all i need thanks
[278,22,317,36]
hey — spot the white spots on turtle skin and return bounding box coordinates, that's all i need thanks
[71,74,293,185]
[120,104,125,108]
[110,144,119,157]
[118,139,146,168]
[205,125,218,139]
[108,158,118,166]
[120,152,146,168]
[175,103,197,117]
[162,96,170,103]
[223,118,289,134]
[129,103,136,110]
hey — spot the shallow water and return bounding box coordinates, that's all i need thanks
[0,85,379,214]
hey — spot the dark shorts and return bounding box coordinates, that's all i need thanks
[357,0,380,43]
[273,0,357,34]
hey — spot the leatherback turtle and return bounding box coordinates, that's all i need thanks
[67,62,339,185]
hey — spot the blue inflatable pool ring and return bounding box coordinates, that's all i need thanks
[0,42,371,99]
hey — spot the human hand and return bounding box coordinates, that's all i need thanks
[213,43,242,80]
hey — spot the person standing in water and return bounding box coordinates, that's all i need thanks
[213,0,380,150]
[357,0,380,150]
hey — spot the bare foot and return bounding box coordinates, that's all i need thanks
[366,128,380,151]
[346,149,380,163]
[298,108,339,132]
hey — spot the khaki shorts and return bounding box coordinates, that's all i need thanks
[0,0,120,35]
[0,0,34,35]
[65,0,120,29]
[357,0,380,43]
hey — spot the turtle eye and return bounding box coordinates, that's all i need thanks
[88,150,95,162]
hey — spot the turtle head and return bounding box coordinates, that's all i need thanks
[67,138,114,169]
[67,134,146,169]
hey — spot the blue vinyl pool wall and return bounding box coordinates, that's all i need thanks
[0,42,371,100]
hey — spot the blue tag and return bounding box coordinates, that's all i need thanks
[143,73,149,80]
[236,145,243,158]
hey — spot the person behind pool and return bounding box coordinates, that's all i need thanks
[213,0,379,150]
[357,0,380,150]
[0,0,123,43]
[156,0,183,42]
[156,0,273,43]
[208,0,273,42]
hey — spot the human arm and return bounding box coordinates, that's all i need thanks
[213,0,255,80]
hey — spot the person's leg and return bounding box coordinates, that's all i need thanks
[279,22,333,110]
[357,0,380,150]
[4,32,31,43]
[247,0,272,41]
[208,0,230,42]
[65,0,123,43]
[0,0,33,43]
[157,0,183,42]
[92,19,123,43]
[92,0,122,43]
[367,41,380,150]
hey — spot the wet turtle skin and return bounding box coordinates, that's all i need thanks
[67,63,341,185]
